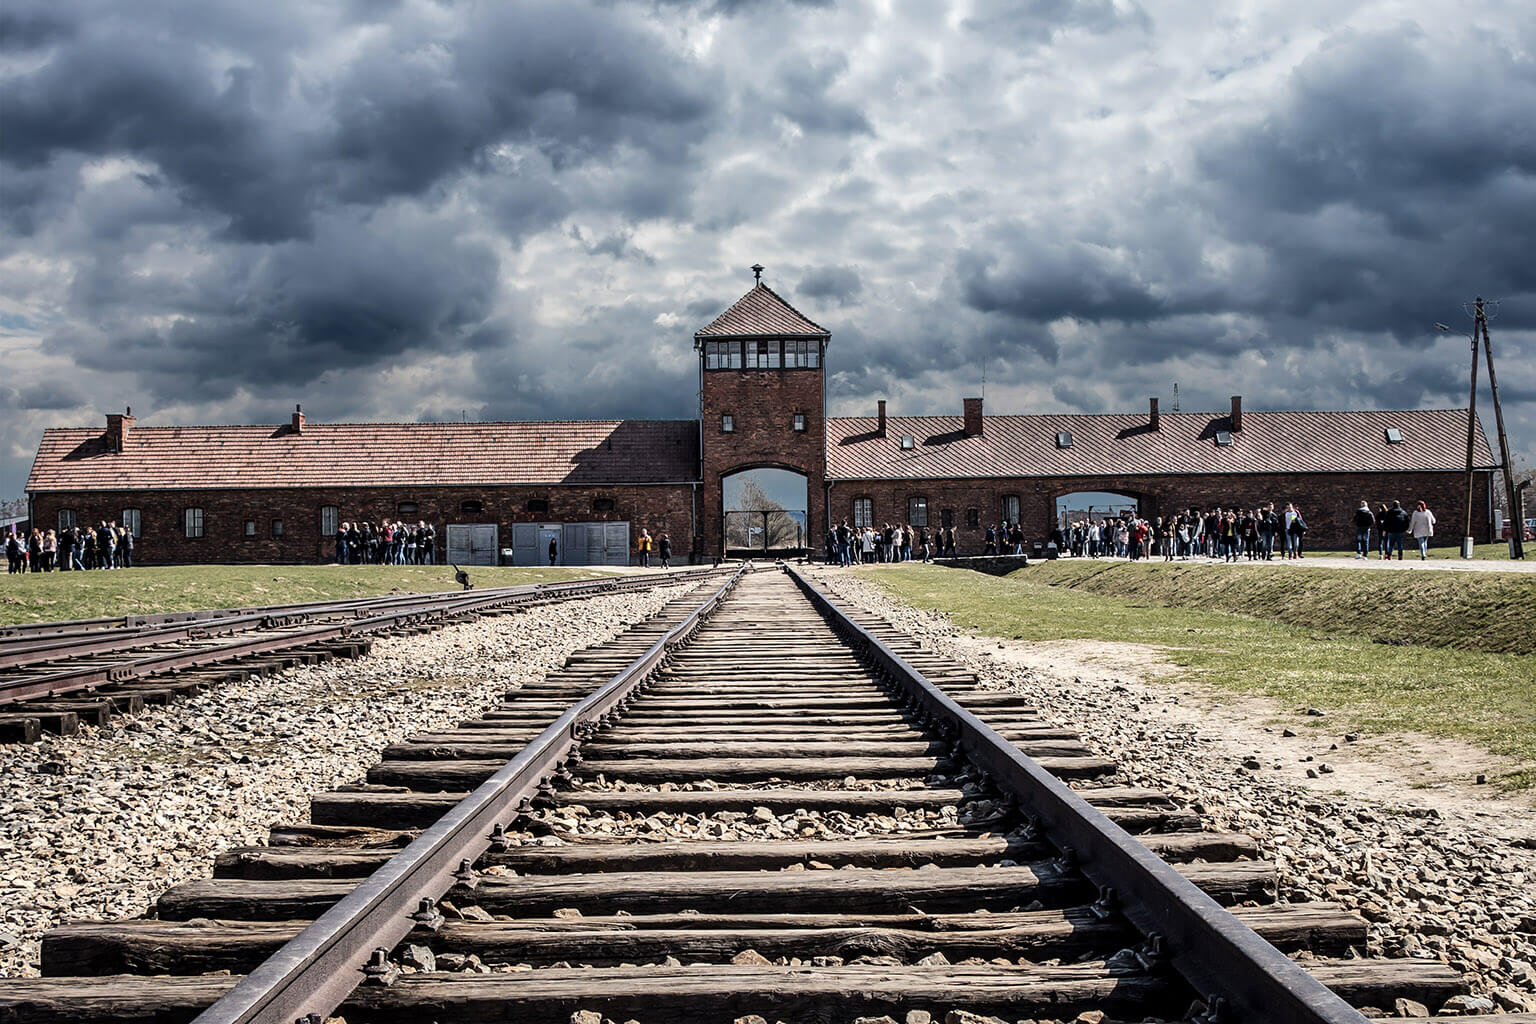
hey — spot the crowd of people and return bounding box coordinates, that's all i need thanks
[334,521,436,564]
[1060,504,1312,562]
[821,497,1442,566]
[6,522,134,573]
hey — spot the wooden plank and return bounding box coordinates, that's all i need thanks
[341,963,1177,1024]
[213,831,1259,879]
[157,861,1273,920]
[0,713,43,743]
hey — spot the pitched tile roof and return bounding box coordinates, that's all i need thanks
[695,283,830,338]
[27,420,700,492]
[827,408,1496,481]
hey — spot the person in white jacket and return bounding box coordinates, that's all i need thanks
[1409,501,1437,560]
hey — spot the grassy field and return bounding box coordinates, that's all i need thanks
[866,562,1536,789]
[0,564,614,625]
[1019,559,1534,655]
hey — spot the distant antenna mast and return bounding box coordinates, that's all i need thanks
[1172,382,1180,413]
[981,360,987,401]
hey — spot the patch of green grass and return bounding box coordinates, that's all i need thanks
[1019,559,1534,655]
[868,564,1536,789]
[0,564,615,626]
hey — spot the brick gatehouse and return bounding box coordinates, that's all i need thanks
[25,275,1498,565]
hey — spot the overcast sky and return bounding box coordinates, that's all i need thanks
[3,0,1533,500]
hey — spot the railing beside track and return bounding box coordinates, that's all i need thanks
[0,568,730,706]
[189,562,751,1024]
[783,563,1368,1024]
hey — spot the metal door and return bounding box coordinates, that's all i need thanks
[446,524,498,566]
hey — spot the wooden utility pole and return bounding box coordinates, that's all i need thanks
[1461,315,1481,556]
[1476,298,1524,559]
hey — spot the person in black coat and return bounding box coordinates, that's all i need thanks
[658,533,672,569]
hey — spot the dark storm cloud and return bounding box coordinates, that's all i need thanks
[797,265,862,305]
[1195,28,1536,339]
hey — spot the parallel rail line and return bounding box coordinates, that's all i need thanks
[0,569,727,743]
[0,565,1483,1023]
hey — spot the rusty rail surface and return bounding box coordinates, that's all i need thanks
[189,563,750,1024]
[783,563,1367,1024]
[0,568,729,709]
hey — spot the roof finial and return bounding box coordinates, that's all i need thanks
[751,263,764,284]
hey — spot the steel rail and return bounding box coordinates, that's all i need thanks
[784,564,1367,1024]
[0,569,727,707]
[190,562,750,1024]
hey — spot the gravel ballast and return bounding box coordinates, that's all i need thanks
[0,581,695,978]
[808,567,1536,1014]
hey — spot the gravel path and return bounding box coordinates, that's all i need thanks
[0,581,696,978]
[808,568,1536,1016]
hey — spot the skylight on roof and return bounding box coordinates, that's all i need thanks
[1214,431,1233,446]
[1385,427,1403,444]
[900,434,915,450]
[1055,431,1073,449]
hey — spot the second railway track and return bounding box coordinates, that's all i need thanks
[0,565,1490,1023]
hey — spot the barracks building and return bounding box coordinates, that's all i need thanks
[25,276,1498,565]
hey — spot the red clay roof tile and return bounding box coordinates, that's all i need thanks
[695,284,829,338]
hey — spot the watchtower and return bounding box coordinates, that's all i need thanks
[695,266,829,558]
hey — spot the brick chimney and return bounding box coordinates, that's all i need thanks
[877,400,887,437]
[1149,397,1160,431]
[291,404,305,434]
[104,407,135,452]
[1230,395,1243,432]
[963,397,983,437]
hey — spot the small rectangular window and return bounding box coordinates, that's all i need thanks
[184,508,204,538]
[966,508,980,529]
[1384,427,1403,444]
[1215,430,1233,446]
[57,509,77,530]
[852,497,873,528]
[941,508,954,529]
[762,339,781,369]
[244,519,256,537]
[593,497,615,512]
[722,414,735,433]
[121,508,141,538]
[271,520,284,538]
[900,434,915,450]
[397,502,418,516]
[527,498,550,514]
[908,497,928,526]
[793,413,807,432]
[726,342,743,369]
[460,499,483,515]
[1056,431,1074,449]
[320,505,339,536]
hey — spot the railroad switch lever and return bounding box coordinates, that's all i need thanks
[409,897,445,932]
[453,565,472,591]
[362,948,401,986]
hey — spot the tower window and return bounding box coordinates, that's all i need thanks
[722,414,735,433]
[793,413,807,432]
[747,339,781,369]
[785,339,820,368]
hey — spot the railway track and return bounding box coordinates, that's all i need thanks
[0,564,1492,1023]
[0,569,726,743]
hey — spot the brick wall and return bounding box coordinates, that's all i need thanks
[699,361,826,557]
[827,470,1492,553]
[30,483,697,566]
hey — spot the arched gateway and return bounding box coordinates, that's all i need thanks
[722,466,809,557]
